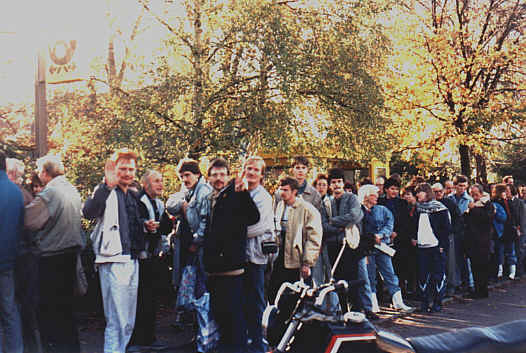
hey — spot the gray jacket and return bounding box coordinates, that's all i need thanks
[26,175,84,256]
[321,192,364,244]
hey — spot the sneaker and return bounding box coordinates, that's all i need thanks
[147,341,169,351]
[126,345,144,353]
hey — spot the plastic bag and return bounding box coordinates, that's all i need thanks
[193,292,220,353]
[176,265,197,309]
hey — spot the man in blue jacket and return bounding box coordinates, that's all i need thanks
[0,151,25,353]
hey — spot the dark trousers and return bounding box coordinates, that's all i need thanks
[208,274,246,353]
[129,258,160,346]
[471,261,489,298]
[268,256,300,304]
[417,247,447,310]
[15,253,43,353]
[393,245,417,295]
[38,253,80,353]
[244,263,267,353]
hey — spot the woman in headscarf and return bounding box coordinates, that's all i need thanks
[413,183,451,312]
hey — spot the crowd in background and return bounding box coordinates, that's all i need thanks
[1,150,525,353]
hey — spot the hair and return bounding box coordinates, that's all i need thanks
[357,184,379,204]
[141,169,162,187]
[431,182,444,190]
[506,184,518,196]
[375,175,386,184]
[453,174,469,185]
[6,158,25,184]
[30,171,43,188]
[389,173,402,184]
[313,173,328,187]
[110,148,138,164]
[344,182,356,194]
[409,176,426,187]
[415,183,435,202]
[36,155,65,178]
[327,168,345,184]
[493,184,507,200]
[503,175,514,184]
[402,185,416,196]
[384,177,401,190]
[207,158,230,176]
[470,183,485,195]
[360,177,373,186]
[177,158,201,176]
[292,156,310,168]
[280,176,300,191]
[244,156,266,178]
[0,151,6,171]
[129,180,142,193]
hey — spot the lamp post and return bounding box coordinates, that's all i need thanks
[35,47,48,157]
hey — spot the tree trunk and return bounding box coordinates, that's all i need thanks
[459,144,471,179]
[475,153,488,185]
[189,0,204,159]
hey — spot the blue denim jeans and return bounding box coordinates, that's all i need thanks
[357,257,373,312]
[0,269,23,353]
[244,263,267,353]
[367,249,401,297]
[496,238,517,266]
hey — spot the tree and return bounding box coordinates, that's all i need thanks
[384,0,526,178]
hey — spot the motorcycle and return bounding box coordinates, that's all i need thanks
[263,230,526,353]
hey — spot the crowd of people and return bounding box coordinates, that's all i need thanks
[1,150,525,353]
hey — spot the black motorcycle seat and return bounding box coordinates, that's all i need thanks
[408,320,526,353]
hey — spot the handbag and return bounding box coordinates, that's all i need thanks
[74,252,88,296]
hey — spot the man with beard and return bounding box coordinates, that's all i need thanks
[203,158,260,353]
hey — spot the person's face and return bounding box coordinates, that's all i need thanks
[506,178,514,185]
[385,185,399,199]
[366,193,378,206]
[279,184,297,203]
[244,161,263,187]
[470,187,482,202]
[330,178,345,196]
[116,158,136,188]
[445,181,455,195]
[209,167,229,191]
[455,182,468,196]
[292,163,308,183]
[505,186,512,199]
[520,186,526,200]
[416,191,427,203]
[375,179,385,194]
[38,168,51,186]
[146,174,163,198]
[180,171,200,189]
[432,187,445,200]
[32,184,43,194]
[403,192,416,205]
[316,179,328,197]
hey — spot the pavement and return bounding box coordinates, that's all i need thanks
[78,277,526,352]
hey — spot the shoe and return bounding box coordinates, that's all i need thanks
[126,345,144,353]
[417,304,430,313]
[497,264,503,279]
[509,265,516,280]
[430,304,442,313]
[365,311,380,321]
[392,291,414,312]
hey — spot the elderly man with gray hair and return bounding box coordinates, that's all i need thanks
[25,155,84,353]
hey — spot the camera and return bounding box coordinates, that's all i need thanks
[262,240,278,255]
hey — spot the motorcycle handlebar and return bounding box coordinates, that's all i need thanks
[314,279,366,308]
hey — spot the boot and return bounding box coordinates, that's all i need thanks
[392,290,414,312]
[371,293,380,313]
[497,264,503,279]
[509,265,516,280]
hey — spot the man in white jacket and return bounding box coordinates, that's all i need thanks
[82,149,144,353]
[243,156,274,353]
